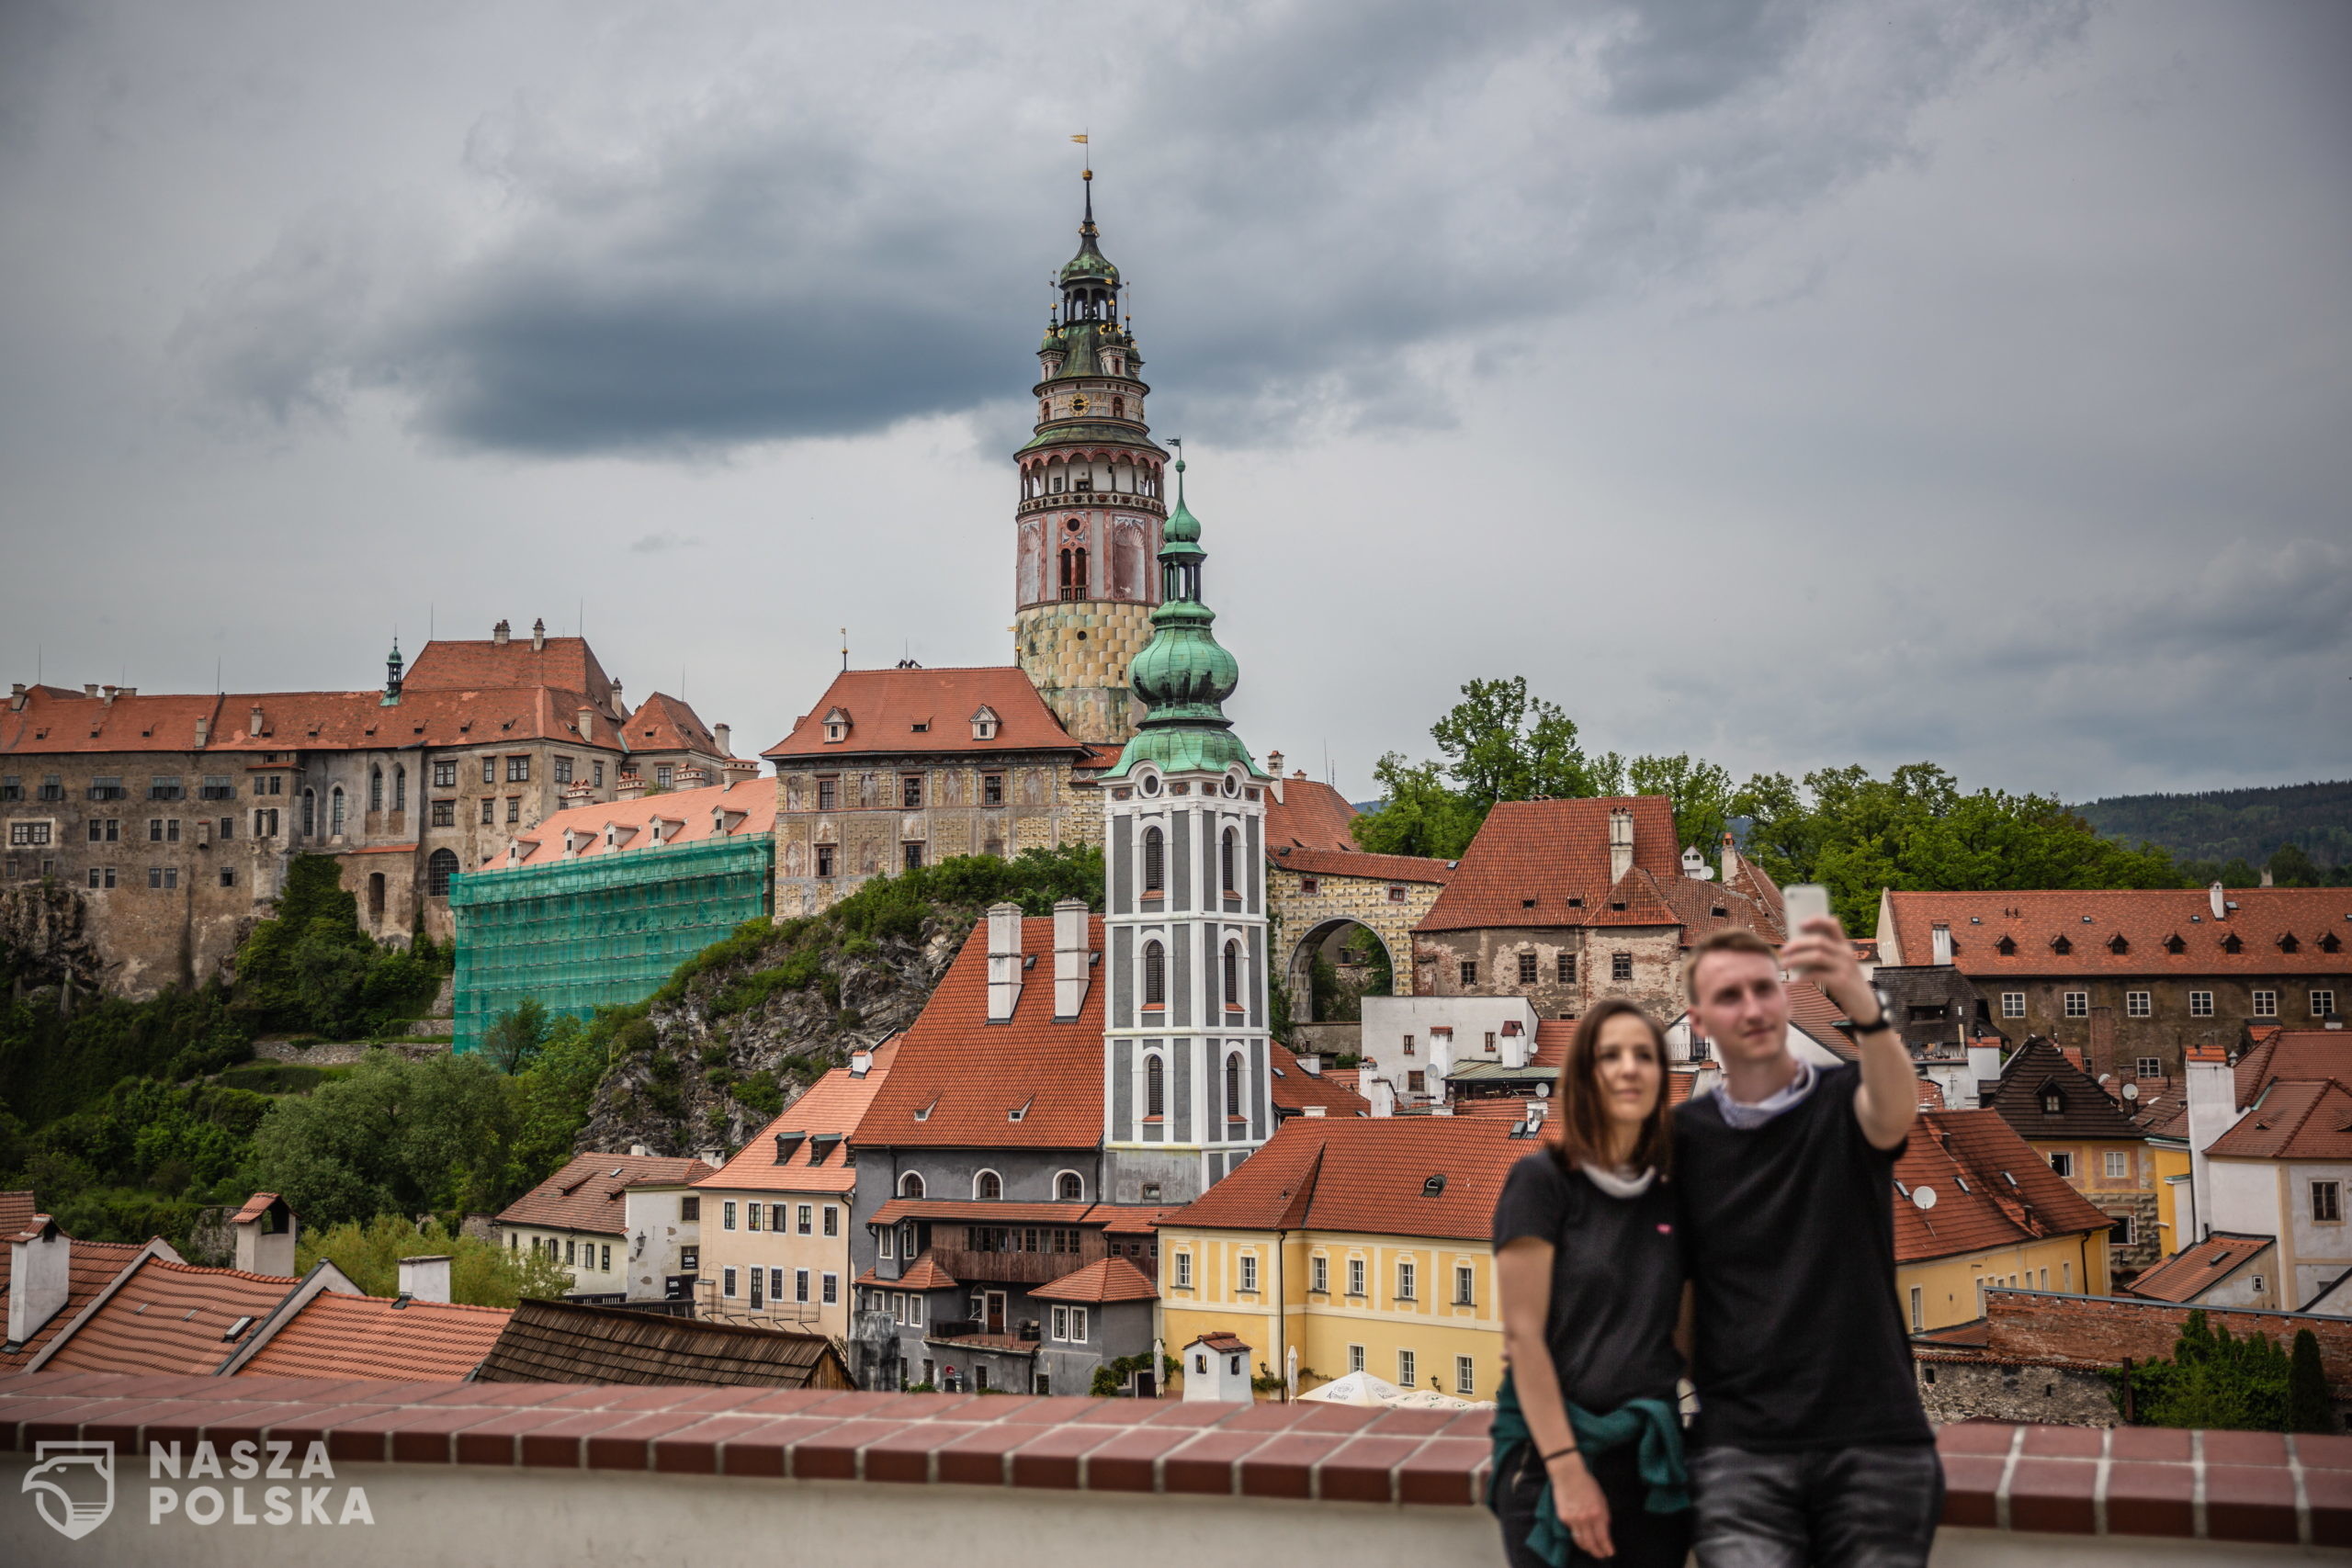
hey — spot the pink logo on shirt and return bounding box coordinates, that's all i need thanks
[1657,1224,1673,1234]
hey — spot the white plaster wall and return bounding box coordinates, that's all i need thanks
[2204,1159,2284,1239]
[2285,1160,2352,1308]
[1361,995,1539,1102]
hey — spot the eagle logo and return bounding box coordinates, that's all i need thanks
[23,1440,115,1540]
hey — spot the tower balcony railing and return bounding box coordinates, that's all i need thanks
[1018,491,1165,516]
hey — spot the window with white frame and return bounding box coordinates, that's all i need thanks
[2063,991,2089,1018]
[1348,1344,1364,1373]
[823,1205,839,1236]
[1397,1350,1417,1388]
[722,1201,737,1230]
[2189,990,2213,1017]
[2107,1214,2134,1247]
[1396,1259,1417,1301]
[2253,990,2278,1017]
[1051,1305,1089,1342]
[2002,992,2025,1018]
[723,1267,738,1298]
[795,1269,809,1303]
[797,1203,814,1235]
[2315,990,2339,1019]
[1454,1264,1475,1306]
[2314,1181,2343,1224]
[1909,1286,1923,1332]
[2104,1150,2132,1180]
[1238,1254,1259,1292]
[2125,990,2151,1018]
[822,1273,838,1305]
[1348,1258,1365,1296]
[769,1268,784,1303]
[2135,1057,2161,1080]
[1311,1255,1328,1293]
[1173,1252,1193,1289]
[1455,1356,1476,1396]
[2047,1151,2074,1178]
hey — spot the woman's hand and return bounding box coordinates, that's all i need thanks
[1546,1450,1613,1560]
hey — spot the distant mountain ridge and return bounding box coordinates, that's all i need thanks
[2072,779,2352,868]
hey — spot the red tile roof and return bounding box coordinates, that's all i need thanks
[0,1191,33,1239]
[1994,1039,2146,1140]
[1879,888,2352,977]
[35,1254,300,1376]
[1270,846,1456,885]
[1893,1111,2118,1264]
[2126,1234,2275,1303]
[865,1198,1149,1230]
[235,1291,512,1381]
[1418,796,1772,937]
[0,683,628,757]
[1784,980,1860,1061]
[228,1192,282,1225]
[1027,1257,1158,1303]
[1264,778,1361,852]
[854,917,1106,1150]
[401,633,617,709]
[697,1050,898,1195]
[0,1238,151,1373]
[855,1252,960,1291]
[1163,1116,1533,1243]
[2233,1030,2352,1109]
[624,691,723,757]
[2208,1079,2352,1160]
[481,776,775,869]
[762,667,1085,760]
[495,1153,714,1236]
[1272,1043,1371,1117]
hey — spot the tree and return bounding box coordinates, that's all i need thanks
[295,1213,571,1308]
[1628,752,1734,852]
[1353,678,1621,859]
[2111,1310,2294,1431]
[233,854,443,1039]
[246,1050,524,1229]
[2289,1328,2334,1433]
[481,998,551,1075]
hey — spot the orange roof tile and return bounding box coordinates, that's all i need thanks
[1419,797,1746,935]
[495,1153,714,1236]
[479,777,775,869]
[762,667,1085,760]
[1264,778,1361,852]
[400,633,616,708]
[1164,1117,1532,1243]
[0,1238,151,1373]
[1881,888,2352,977]
[36,1255,300,1376]
[1027,1257,1159,1303]
[0,1191,34,1238]
[1783,981,1860,1061]
[2208,1079,2352,1160]
[2126,1234,2274,1303]
[855,1252,960,1291]
[236,1291,512,1381]
[1892,1111,2117,1264]
[2234,1029,2352,1109]
[1271,846,1455,885]
[623,691,723,757]
[1271,1042,1371,1117]
[854,917,1106,1150]
[696,1051,897,1195]
[0,682,628,757]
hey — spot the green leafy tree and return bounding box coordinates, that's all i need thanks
[2111,1310,2295,1431]
[2289,1329,2335,1433]
[481,998,551,1075]
[1351,754,1486,859]
[1354,678,1621,859]
[1628,752,1735,851]
[295,1213,570,1308]
[246,1050,524,1230]
[233,855,442,1038]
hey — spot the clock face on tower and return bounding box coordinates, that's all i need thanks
[1069,394,1091,414]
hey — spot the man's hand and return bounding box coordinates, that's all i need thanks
[1547,1450,1614,1560]
[1781,913,1873,1021]
[1784,912,1918,1149]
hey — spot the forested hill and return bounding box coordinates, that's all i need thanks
[2073,780,2352,870]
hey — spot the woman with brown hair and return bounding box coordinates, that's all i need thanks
[1488,998,1691,1566]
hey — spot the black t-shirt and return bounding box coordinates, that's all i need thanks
[1490,1151,1684,1415]
[1673,1061,1933,1450]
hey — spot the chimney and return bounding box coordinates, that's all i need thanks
[117,687,135,698]
[232,1194,297,1276]
[85,683,99,697]
[6,1216,70,1348]
[614,772,647,801]
[1295,1054,1321,1077]
[987,902,1025,1022]
[850,1048,874,1077]
[1721,830,1739,886]
[193,715,209,748]
[101,684,117,705]
[2210,882,2227,920]
[531,617,546,652]
[2260,869,2274,888]
[1053,897,1090,1018]
[721,758,760,787]
[8,683,24,712]
[493,619,512,646]
[248,705,265,739]
[697,1147,723,1168]
[1930,924,1953,966]
[675,766,710,790]
[713,723,731,757]
[628,1143,650,1157]
[1266,751,1285,804]
[1608,807,1634,882]
[1367,1077,1396,1118]
[397,1254,452,1305]
[1302,1105,1326,1118]
[562,783,595,808]
[578,707,596,743]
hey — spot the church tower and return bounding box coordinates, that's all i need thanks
[1013,172,1168,744]
[1097,457,1272,1204]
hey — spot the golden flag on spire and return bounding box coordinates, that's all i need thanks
[1069,133,1088,143]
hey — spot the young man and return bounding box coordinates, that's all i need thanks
[1672,920,1940,1568]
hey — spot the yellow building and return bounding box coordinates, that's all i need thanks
[693,1043,895,1342]
[1895,1110,2116,1334]
[1155,1116,1534,1400]
[1990,1039,2164,1280]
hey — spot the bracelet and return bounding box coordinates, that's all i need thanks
[1849,1009,1894,1033]
[1542,1445,1579,1461]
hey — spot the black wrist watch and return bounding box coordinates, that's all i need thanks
[1849,987,1894,1033]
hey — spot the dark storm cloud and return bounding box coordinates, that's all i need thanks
[178,0,2088,457]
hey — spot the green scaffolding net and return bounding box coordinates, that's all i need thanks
[448,835,775,1054]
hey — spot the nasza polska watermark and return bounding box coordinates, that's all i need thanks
[21,1437,375,1539]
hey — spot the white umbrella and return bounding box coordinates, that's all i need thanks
[1388,1389,1482,1410]
[1297,1369,1404,1406]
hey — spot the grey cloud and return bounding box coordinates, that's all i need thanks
[629,531,703,553]
[177,0,2090,458]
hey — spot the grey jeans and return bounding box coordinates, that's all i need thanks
[1690,1444,1943,1568]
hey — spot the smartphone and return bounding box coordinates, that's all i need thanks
[1782,883,1832,940]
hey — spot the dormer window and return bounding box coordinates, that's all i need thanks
[2223,933,2243,954]
[2041,1089,2063,1115]
[2051,935,2072,955]
[1996,936,2017,956]
[821,707,851,743]
[2325,933,2343,954]
[2164,934,2186,954]
[2108,935,2130,955]
[971,705,1000,742]
[2279,934,2301,954]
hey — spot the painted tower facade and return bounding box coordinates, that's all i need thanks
[1098,460,1272,1204]
[1012,173,1169,745]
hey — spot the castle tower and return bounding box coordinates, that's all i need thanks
[1098,457,1272,1204]
[1012,172,1168,744]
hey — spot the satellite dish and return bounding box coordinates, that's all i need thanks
[1534,1082,1552,1098]
[1912,1186,1939,1211]
[2121,1082,2140,1101]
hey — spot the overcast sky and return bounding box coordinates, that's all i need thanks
[2,0,2346,805]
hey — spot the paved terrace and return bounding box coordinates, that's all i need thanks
[2,1373,2343,1564]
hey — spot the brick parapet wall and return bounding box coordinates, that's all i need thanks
[1984,1289,2352,1389]
[3,1372,2346,1547]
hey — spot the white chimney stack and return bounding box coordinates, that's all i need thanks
[232,1194,297,1276]
[1302,1105,1326,1118]
[614,773,646,801]
[578,707,596,743]
[397,1254,452,1305]
[713,723,731,757]
[1930,925,1954,966]
[1368,1077,1396,1118]
[493,619,512,646]
[6,1215,70,1348]
[1267,751,1285,804]
[2210,882,2227,920]
[1053,897,1090,1019]
[531,617,546,652]
[1609,808,1634,882]
[850,1048,874,1077]
[194,715,209,748]
[987,902,1025,1022]
[722,758,760,787]
[248,705,265,739]
[1720,830,1739,886]
[1295,1054,1321,1077]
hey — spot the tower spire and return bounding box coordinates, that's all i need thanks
[1106,446,1259,778]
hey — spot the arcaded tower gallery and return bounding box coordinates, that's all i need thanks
[1013,172,1169,745]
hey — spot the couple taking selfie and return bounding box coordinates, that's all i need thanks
[1489,904,1941,1568]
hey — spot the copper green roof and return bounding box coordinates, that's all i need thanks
[1017,423,1166,457]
